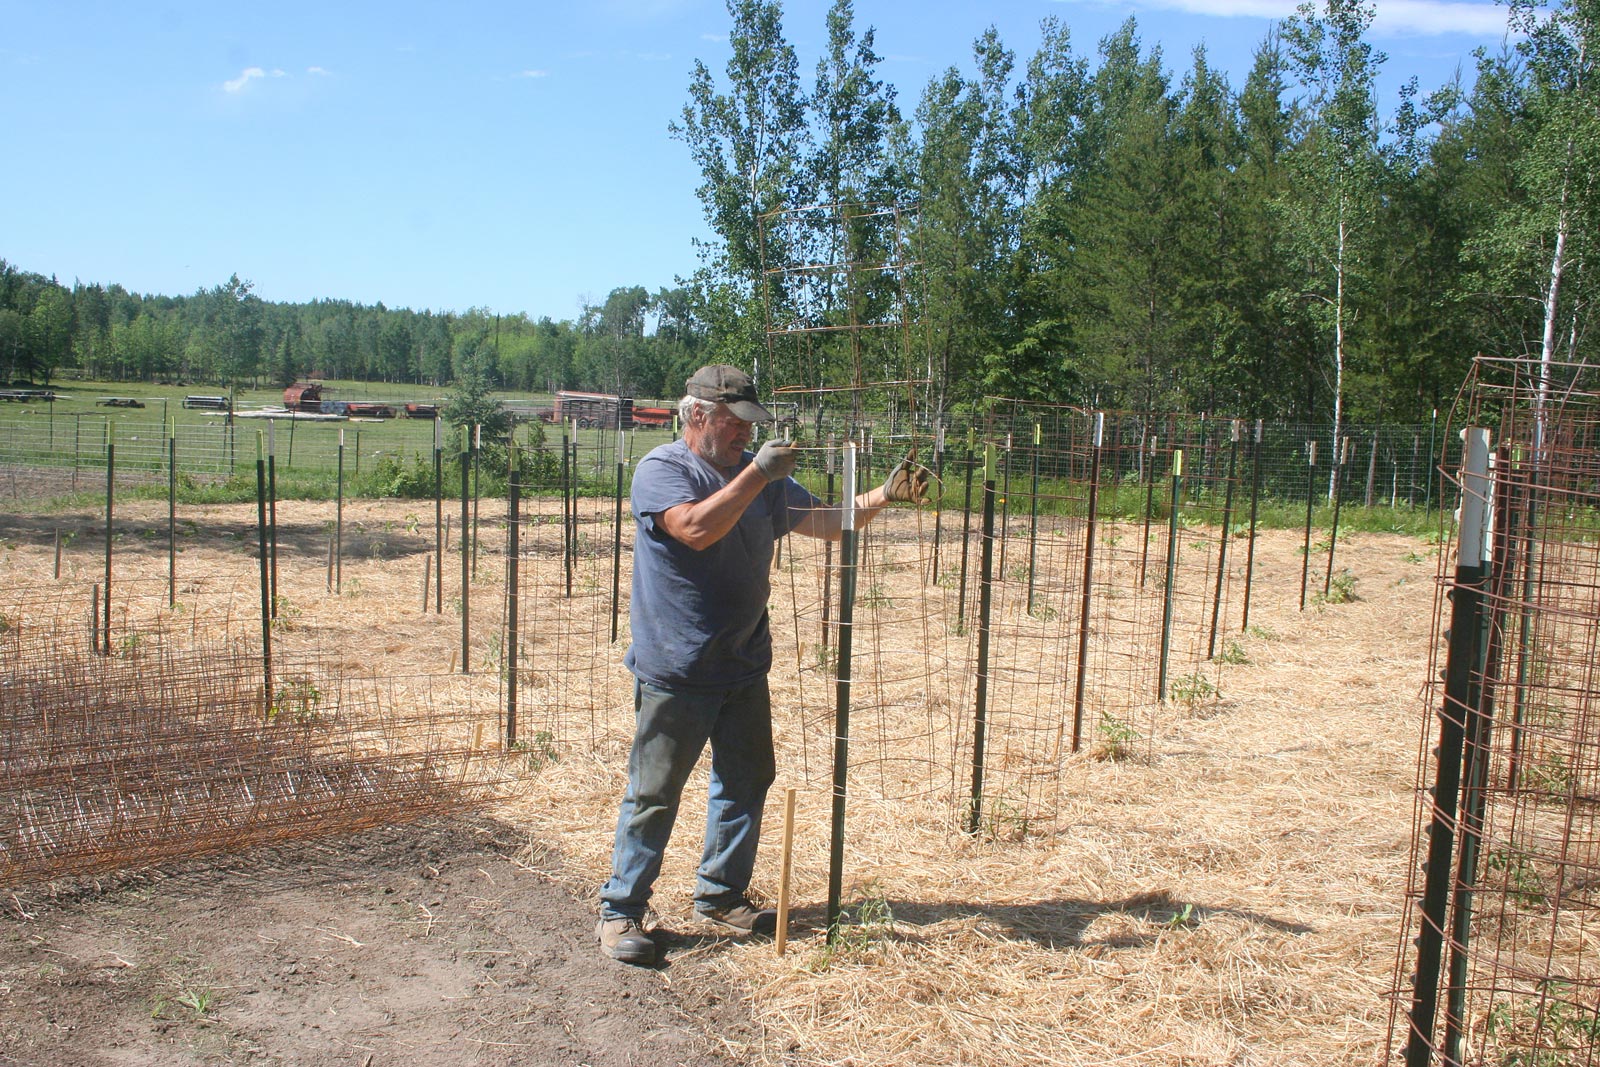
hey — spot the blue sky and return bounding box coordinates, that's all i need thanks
[1,0,1514,323]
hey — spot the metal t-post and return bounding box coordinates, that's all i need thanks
[461,437,471,673]
[931,423,946,580]
[1070,414,1104,753]
[822,448,835,649]
[167,422,177,608]
[507,439,520,746]
[255,432,273,717]
[967,446,998,834]
[434,418,443,614]
[611,428,625,644]
[957,433,976,629]
[1208,421,1241,659]
[1241,420,1263,631]
[1026,422,1041,614]
[825,443,859,943]
[1157,450,1183,701]
[1404,427,1491,1067]
[1443,441,1511,1064]
[1299,441,1317,611]
[103,427,113,656]
[267,421,278,618]
[335,428,345,593]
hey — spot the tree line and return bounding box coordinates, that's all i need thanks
[0,266,710,401]
[676,0,1597,426]
[2,0,1593,426]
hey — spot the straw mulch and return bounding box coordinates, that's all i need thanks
[1,494,1437,1066]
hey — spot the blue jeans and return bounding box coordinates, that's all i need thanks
[599,677,776,921]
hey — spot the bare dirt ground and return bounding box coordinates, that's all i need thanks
[0,487,1442,1066]
[0,820,756,1067]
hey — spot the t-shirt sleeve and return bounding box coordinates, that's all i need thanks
[631,451,700,535]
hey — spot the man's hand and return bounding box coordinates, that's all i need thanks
[753,440,799,482]
[880,453,929,504]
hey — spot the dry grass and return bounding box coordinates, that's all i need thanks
[0,494,1439,1066]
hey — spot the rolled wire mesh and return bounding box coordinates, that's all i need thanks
[0,598,512,887]
[1390,355,1600,1066]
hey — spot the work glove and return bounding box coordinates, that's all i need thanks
[754,440,800,482]
[880,452,930,504]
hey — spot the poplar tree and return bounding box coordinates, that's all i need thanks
[670,0,809,387]
[1280,0,1384,492]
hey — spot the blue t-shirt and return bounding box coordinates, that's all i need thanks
[624,438,821,691]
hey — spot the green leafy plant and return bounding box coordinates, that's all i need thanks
[1484,979,1600,1063]
[511,730,560,772]
[175,984,218,1016]
[983,795,1033,842]
[1214,640,1248,665]
[1095,713,1140,760]
[1164,902,1198,929]
[809,884,895,970]
[1312,570,1358,606]
[858,583,890,610]
[1485,847,1547,909]
[1169,672,1217,705]
[271,677,323,725]
[1526,753,1573,799]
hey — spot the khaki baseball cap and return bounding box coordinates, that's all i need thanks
[685,365,775,422]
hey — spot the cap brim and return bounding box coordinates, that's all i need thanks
[725,398,775,422]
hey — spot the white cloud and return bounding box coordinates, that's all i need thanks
[1377,0,1508,36]
[307,66,330,76]
[516,69,550,78]
[270,68,286,78]
[223,67,265,93]
[1053,0,1508,38]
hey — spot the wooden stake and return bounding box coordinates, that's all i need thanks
[422,555,432,612]
[776,787,798,957]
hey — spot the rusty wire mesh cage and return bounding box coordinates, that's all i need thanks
[1390,355,1600,1066]
[0,569,517,887]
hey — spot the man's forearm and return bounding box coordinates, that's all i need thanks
[657,465,771,549]
[794,486,889,542]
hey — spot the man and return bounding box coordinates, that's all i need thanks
[597,364,928,965]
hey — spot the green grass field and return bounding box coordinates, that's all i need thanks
[0,378,685,505]
[1,380,1457,538]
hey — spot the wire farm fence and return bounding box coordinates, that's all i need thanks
[491,396,1406,840]
[1390,355,1600,1067]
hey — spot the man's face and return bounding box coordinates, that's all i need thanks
[690,403,753,469]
